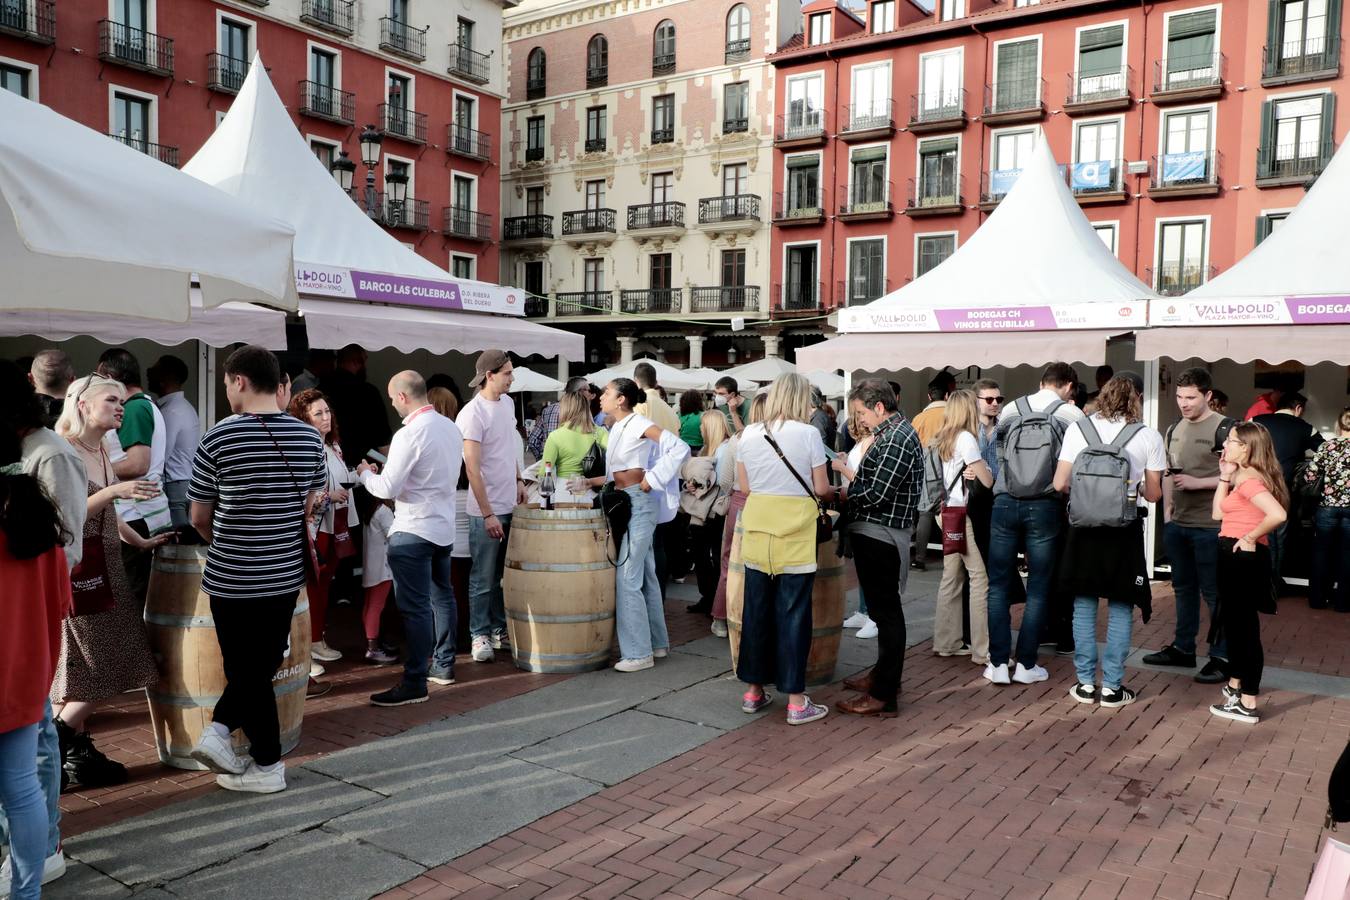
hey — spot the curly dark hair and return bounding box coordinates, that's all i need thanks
[0,360,48,466]
[679,389,704,417]
[288,388,340,448]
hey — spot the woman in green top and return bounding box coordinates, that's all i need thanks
[542,391,608,478]
[678,389,705,452]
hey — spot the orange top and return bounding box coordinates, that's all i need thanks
[1218,478,1272,544]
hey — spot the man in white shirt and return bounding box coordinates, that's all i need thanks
[149,355,201,534]
[358,371,465,707]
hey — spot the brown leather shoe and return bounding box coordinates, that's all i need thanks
[834,693,898,718]
[306,677,332,699]
[842,669,873,693]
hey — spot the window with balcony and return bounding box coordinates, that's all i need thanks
[311,138,337,171]
[848,239,885,305]
[584,258,605,295]
[585,106,607,153]
[650,253,672,292]
[652,172,673,205]
[1159,108,1214,186]
[381,0,427,61]
[653,20,675,74]
[809,13,830,45]
[723,163,748,197]
[587,35,608,87]
[724,82,749,133]
[871,0,895,33]
[302,0,356,35]
[849,146,888,211]
[1093,222,1118,254]
[113,91,151,149]
[992,38,1039,114]
[784,245,819,310]
[850,62,891,131]
[526,186,544,217]
[1075,24,1127,101]
[0,62,31,98]
[1255,210,1290,244]
[989,128,1035,199]
[114,0,147,36]
[916,138,959,205]
[1072,118,1122,193]
[526,115,545,161]
[785,73,824,138]
[1155,219,1208,295]
[786,155,821,214]
[1258,93,1334,183]
[456,15,473,51]
[385,72,419,139]
[1163,8,1218,91]
[941,0,964,20]
[214,18,250,93]
[527,47,546,99]
[916,234,955,277]
[722,249,746,288]
[523,261,544,297]
[726,4,750,61]
[652,94,674,144]
[918,49,962,122]
[585,180,605,211]
[1267,0,1341,81]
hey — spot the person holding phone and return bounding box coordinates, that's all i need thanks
[714,377,752,435]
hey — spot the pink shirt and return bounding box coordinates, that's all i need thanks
[456,393,520,518]
[1219,478,1272,544]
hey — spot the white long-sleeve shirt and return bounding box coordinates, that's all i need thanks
[643,429,691,525]
[357,405,464,548]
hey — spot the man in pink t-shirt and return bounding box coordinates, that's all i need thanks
[457,349,526,663]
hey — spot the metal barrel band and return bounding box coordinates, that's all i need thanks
[510,521,607,532]
[505,609,615,624]
[504,560,612,573]
[145,601,309,629]
[147,676,307,709]
[152,561,208,574]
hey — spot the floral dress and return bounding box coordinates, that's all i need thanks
[1306,437,1350,509]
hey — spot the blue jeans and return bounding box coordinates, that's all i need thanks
[737,568,815,695]
[0,702,59,868]
[986,495,1062,669]
[614,486,669,661]
[468,514,512,639]
[1073,597,1134,691]
[0,723,44,900]
[1312,506,1350,610]
[1164,522,1225,658]
[387,532,455,686]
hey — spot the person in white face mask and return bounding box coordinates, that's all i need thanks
[714,377,752,435]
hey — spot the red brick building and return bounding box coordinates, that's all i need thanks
[0,0,511,282]
[768,0,1347,319]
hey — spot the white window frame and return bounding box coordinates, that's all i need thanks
[990,34,1043,96]
[308,134,341,170]
[780,239,823,300]
[1156,102,1218,158]
[450,253,477,280]
[0,53,38,101]
[1091,220,1119,257]
[989,124,1042,171]
[1152,213,1212,289]
[1073,18,1130,81]
[845,234,888,303]
[107,82,159,143]
[918,46,964,106]
[452,88,478,131]
[1072,113,1125,163]
[940,0,964,21]
[450,170,478,211]
[108,0,156,29]
[808,13,830,45]
[785,70,826,126]
[1160,3,1222,70]
[385,65,417,111]
[870,0,895,34]
[845,141,890,204]
[783,151,823,207]
[215,9,257,59]
[913,231,959,279]
[850,60,892,123]
[913,132,963,183]
[384,151,416,200]
[307,39,343,89]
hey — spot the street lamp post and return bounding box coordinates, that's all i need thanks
[330,126,405,224]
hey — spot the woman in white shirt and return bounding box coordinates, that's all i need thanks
[1052,375,1165,709]
[930,391,994,664]
[569,378,689,672]
[735,374,834,726]
[288,389,359,671]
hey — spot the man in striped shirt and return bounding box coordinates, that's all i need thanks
[187,346,325,795]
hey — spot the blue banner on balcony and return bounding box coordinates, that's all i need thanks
[990,168,1022,195]
[1161,150,1206,183]
[1071,161,1112,189]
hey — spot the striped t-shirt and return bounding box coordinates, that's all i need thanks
[188,413,326,599]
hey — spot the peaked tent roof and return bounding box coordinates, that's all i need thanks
[723,356,797,384]
[183,55,583,360]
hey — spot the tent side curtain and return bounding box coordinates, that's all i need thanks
[1136,325,1350,366]
[794,330,1120,373]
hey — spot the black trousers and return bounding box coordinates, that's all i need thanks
[121,519,153,609]
[210,592,298,767]
[852,533,907,708]
[1217,539,1269,695]
[691,516,725,605]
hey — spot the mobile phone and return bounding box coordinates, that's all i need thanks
[365,449,388,465]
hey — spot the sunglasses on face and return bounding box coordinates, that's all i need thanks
[980,396,1005,404]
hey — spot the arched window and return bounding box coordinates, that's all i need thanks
[653,20,676,74]
[726,4,750,61]
[587,34,608,87]
[526,47,546,99]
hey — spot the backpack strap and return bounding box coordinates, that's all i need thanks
[1043,399,1066,417]
[1109,422,1146,451]
[1014,397,1032,418]
[1076,416,1104,448]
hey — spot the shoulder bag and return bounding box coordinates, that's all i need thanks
[70,448,118,617]
[254,416,322,579]
[580,432,607,480]
[761,428,832,544]
[939,462,972,556]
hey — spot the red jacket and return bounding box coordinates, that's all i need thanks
[0,536,70,733]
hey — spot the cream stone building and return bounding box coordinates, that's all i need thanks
[500,0,800,370]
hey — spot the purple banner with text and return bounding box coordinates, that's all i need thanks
[933,306,1057,331]
[349,270,465,309]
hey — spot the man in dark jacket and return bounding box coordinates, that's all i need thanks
[1254,392,1323,591]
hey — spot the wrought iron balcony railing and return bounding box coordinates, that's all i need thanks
[526,77,546,100]
[621,289,681,314]
[838,182,893,217]
[650,127,674,145]
[381,103,428,144]
[837,278,892,307]
[561,209,617,235]
[627,202,685,230]
[983,77,1044,119]
[523,294,549,317]
[299,80,355,124]
[909,89,965,126]
[300,0,354,36]
[691,286,759,313]
[844,99,894,134]
[556,291,612,316]
[1153,52,1225,95]
[380,17,427,62]
[207,53,249,93]
[1066,65,1133,107]
[98,20,173,76]
[108,133,179,167]
[448,43,491,84]
[584,137,607,153]
[906,174,964,211]
[773,189,827,222]
[442,207,492,241]
[0,0,55,44]
[525,145,545,162]
[774,282,822,313]
[652,52,675,75]
[1149,264,1217,297]
[586,63,607,88]
[448,123,491,160]
[360,193,430,231]
[723,117,749,134]
[1263,35,1340,82]
[698,194,760,224]
[1065,159,1124,196]
[503,215,554,241]
[1150,150,1221,191]
[1256,142,1334,184]
[725,38,750,63]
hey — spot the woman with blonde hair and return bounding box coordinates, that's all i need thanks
[52,375,167,788]
[711,393,767,636]
[1208,421,1288,724]
[931,390,993,664]
[542,390,608,479]
[685,412,732,615]
[735,374,834,724]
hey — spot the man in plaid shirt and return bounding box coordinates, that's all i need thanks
[834,379,922,719]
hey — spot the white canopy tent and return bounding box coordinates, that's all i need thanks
[1141,138,1350,366]
[804,370,846,397]
[0,87,296,323]
[182,56,583,361]
[508,366,566,394]
[723,356,798,384]
[584,359,711,391]
[795,140,1155,373]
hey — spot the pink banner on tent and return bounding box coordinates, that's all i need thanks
[933,306,1057,331]
[1287,296,1350,324]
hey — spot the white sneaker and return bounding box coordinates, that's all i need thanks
[843,612,870,629]
[309,660,325,677]
[1013,663,1049,684]
[652,648,669,659]
[711,620,729,638]
[216,760,287,794]
[614,656,654,672]
[189,722,248,775]
[311,641,342,662]
[983,662,1011,685]
[856,619,879,639]
[0,848,65,895]
[471,635,495,663]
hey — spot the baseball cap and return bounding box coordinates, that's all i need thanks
[469,349,510,388]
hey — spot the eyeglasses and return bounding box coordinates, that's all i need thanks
[980,396,1005,404]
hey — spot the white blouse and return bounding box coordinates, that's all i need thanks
[605,413,657,476]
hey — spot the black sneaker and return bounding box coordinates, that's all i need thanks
[64,729,128,789]
[1210,700,1259,724]
[1055,639,1075,657]
[1221,684,1240,702]
[1099,686,1137,708]
[1141,644,1196,668]
[1069,683,1097,704]
[1194,658,1228,684]
[370,681,429,707]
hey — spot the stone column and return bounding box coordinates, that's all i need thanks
[762,332,781,359]
[618,334,636,365]
[685,334,705,369]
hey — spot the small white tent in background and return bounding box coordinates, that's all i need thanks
[584,359,711,391]
[804,370,846,397]
[509,367,566,394]
[0,86,296,322]
[723,356,797,384]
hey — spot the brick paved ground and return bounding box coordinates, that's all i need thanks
[377,582,1350,900]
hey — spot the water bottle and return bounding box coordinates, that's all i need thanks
[540,462,556,511]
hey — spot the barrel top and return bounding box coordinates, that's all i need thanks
[154,543,210,562]
[512,504,606,524]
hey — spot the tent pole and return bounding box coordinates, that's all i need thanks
[197,340,215,432]
[1142,352,1160,577]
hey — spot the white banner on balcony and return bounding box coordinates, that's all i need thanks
[840,300,1148,333]
[293,262,524,315]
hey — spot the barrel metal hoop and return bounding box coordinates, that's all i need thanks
[505,609,615,624]
[505,560,612,573]
[152,562,208,574]
[510,522,607,532]
[145,601,309,628]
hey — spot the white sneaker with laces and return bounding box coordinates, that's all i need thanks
[614,656,654,672]
[652,648,669,659]
[216,760,287,794]
[983,662,1011,685]
[711,620,729,638]
[0,848,65,896]
[471,635,495,662]
[189,722,248,775]
[309,661,325,677]
[856,619,879,639]
[843,612,870,629]
[311,641,342,662]
[1013,663,1049,684]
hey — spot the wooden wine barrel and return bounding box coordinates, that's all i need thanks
[143,544,311,770]
[503,505,616,673]
[725,512,844,686]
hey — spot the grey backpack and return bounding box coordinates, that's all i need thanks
[917,446,944,515]
[1067,418,1145,528]
[999,398,1069,499]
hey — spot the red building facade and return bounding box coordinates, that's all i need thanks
[0,0,508,282]
[768,0,1348,319]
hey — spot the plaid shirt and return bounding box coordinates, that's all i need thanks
[526,401,561,460]
[849,413,923,530]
